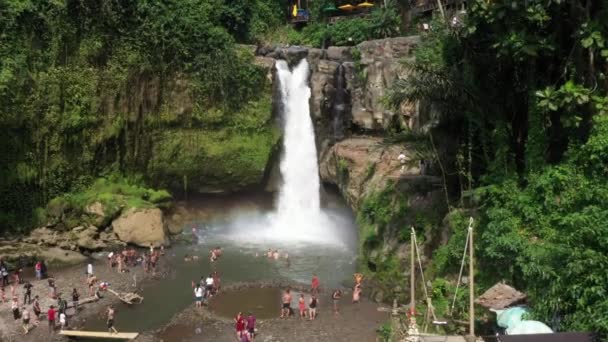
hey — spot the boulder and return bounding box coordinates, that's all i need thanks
[0,243,86,266]
[326,46,352,62]
[111,208,169,247]
[285,46,309,66]
[24,227,58,246]
[76,226,106,251]
[84,201,120,227]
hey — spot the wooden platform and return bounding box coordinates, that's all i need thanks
[59,330,139,340]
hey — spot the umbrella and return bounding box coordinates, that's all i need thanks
[338,4,355,10]
[322,4,338,12]
[356,1,374,8]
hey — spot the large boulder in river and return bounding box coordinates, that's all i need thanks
[111,208,169,247]
[75,226,106,251]
[85,201,120,227]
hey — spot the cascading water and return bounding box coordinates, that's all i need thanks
[210,58,356,247]
[274,59,321,225]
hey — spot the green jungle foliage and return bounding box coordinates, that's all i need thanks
[385,0,608,336]
[261,2,402,47]
[43,175,172,230]
[0,0,281,231]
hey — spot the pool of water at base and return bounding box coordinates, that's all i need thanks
[81,190,359,340]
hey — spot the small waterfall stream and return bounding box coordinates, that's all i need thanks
[332,63,350,141]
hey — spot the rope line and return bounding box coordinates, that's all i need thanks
[450,218,473,316]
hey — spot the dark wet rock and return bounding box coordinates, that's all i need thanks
[326,46,352,62]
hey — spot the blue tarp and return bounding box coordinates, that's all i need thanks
[496,307,529,329]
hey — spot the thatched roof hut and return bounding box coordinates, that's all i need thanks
[475,282,526,309]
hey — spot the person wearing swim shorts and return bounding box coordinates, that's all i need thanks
[309,295,318,321]
[107,305,118,334]
[194,284,203,308]
[246,312,256,339]
[332,289,342,315]
[280,289,292,318]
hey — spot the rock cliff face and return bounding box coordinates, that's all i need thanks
[259,37,448,301]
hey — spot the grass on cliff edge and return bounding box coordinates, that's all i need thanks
[46,176,171,223]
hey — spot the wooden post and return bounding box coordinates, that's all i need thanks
[468,217,475,338]
[410,227,415,313]
[436,0,446,20]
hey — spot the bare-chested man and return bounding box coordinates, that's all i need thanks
[280,289,292,318]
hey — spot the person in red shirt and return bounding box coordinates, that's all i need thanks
[47,305,56,333]
[311,274,320,295]
[234,312,245,339]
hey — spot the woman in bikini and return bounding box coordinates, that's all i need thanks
[298,294,307,319]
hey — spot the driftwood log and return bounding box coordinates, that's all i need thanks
[107,288,144,304]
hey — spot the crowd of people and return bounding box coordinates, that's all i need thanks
[183,241,366,342]
[0,243,168,337]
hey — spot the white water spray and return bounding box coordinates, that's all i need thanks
[275,60,321,222]
[211,59,355,247]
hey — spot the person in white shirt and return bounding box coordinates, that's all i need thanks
[398,152,407,173]
[205,275,214,297]
[194,285,204,308]
[59,312,67,330]
[86,263,93,276]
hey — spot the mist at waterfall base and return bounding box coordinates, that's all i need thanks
[210,59,356,248]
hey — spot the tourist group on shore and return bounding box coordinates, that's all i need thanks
[0,243,166,337]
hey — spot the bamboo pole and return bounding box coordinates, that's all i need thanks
[468,217,475,338]
[436,0,446,20]
[410,227,415,314]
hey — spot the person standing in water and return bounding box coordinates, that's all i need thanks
[280,289,292,318]
[298,294,307,319]
[107,305,118,334]
[311,274,320,295]
[194,284,203,308]
[246,312,256,340]
[332,289,342,315]
[309,295,318,321]
[234,312,245,339]
[352,283,362,303]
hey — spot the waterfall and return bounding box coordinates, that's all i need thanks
[273,59,322,233]
[218,59,355,247]
[332,64,350,142]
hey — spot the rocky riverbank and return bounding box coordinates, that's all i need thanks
[0,254,170,342]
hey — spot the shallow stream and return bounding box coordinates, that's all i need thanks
[82,189,359,338]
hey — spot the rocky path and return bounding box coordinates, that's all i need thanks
[159,294,389,342]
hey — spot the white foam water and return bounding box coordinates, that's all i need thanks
[212,59,353,246]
